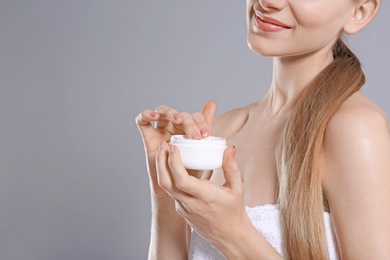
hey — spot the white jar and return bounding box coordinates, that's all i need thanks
[170,135,227,170]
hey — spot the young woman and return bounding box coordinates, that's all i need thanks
[136,0,390,259]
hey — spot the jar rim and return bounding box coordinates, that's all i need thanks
[170,135,226,145]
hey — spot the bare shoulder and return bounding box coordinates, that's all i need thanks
[323,91,390,165]
[212,102,257,139]
[322,91,390,258]
[326,91,389,136]
[322,91,390,184]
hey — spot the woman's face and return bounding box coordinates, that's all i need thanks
[246,0,355,57]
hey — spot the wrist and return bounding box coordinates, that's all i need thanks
[150,181,170,199]
[150,193,175,208]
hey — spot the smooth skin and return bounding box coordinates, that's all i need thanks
[136,102,217,258]
[136,0,390,258]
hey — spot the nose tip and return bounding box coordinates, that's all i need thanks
[259,0,287,11]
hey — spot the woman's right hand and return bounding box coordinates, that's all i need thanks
[135,101,217,198]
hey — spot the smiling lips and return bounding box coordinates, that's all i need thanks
[254,10,291,33]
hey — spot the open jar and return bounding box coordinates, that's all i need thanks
[170,135,227,170]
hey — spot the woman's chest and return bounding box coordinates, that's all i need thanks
[234,130,280,206]
[212,118,285,206]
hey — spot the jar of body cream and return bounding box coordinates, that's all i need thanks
[170,135,227,170]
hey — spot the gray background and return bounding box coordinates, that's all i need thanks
[0,1,389,260]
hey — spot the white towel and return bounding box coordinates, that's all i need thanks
[188,204,339,259]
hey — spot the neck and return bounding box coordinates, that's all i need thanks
[265,48,334,116]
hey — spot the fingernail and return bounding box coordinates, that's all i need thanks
[173,113,182,120]
[191,131,201,140]
[200,128,209,137]
[169,143,175,154]
[150,111,157,117]
[159,140,166,150]
[231,146,236,159]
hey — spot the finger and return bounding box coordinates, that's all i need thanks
[135,109,160,137]
[180,112,202,140]
[169,102,217,139]
[154,105,183,126]
[192,112,211,138]
[168,144,208,198]
[156,141,193,200]
[200,101,217,132]
[222,146,243,192]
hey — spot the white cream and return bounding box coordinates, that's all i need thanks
[170,135,227,170]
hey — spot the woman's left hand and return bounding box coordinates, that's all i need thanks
[156,141,249,249]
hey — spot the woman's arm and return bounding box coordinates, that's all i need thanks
[146,153,189,259]
[148,196,189,260]
[322,98,390,259]
[156,142,284,260]
[136,102,217,259]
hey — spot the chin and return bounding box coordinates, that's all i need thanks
[247,37,278,57]
[247,44,271,57]
[247,34,304,58]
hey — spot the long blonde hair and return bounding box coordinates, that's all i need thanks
[278,38,365,259]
